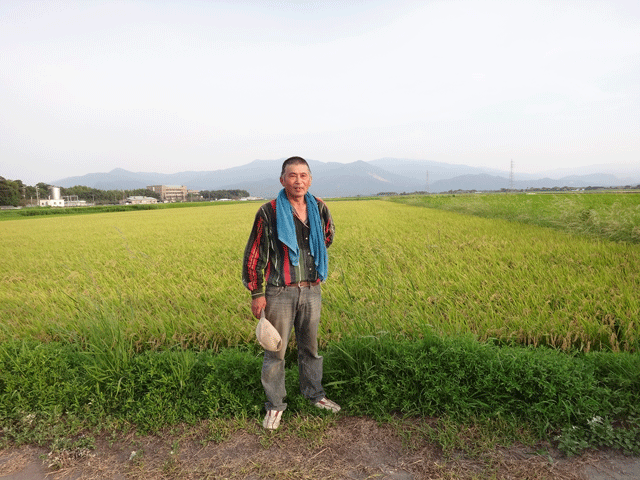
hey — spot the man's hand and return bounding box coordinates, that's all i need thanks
[251,296,267,319]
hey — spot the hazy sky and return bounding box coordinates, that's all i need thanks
[2,0,639,185]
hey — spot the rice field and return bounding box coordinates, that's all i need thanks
[2,197,638,352]
[391,192,640,243]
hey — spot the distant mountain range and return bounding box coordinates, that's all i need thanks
[51,158,640,198]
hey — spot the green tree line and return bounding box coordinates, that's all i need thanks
[1,177,252,207]
[0,178,162,206]
[59,185,161,204]
[0,177,26,207]
[199,189,250,200]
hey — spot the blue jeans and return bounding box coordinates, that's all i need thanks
[262,283,325,411]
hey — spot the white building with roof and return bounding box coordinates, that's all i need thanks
[127,196,158,205]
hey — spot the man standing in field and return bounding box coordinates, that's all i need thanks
[242,156,340,430]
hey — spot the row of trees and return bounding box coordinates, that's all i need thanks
[60,185,161,204]
[0,178,41,207]
[199,189,250,200]
[0,178,163,207]
[1,177,252,207]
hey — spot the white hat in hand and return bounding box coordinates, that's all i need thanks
[256,311,282,352]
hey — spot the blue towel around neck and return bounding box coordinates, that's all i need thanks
[276,188,328,281]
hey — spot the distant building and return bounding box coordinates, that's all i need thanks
[127,196,158,205]
[63,195,88,207]
[39,198,65,207]
[39,186,65,207]
[147,185,189,202]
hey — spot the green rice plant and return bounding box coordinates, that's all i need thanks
[390,192,640,243]
[2,198,638,352]
[1,205,255,349]
[322,200,639,352]
[0,200,234,221]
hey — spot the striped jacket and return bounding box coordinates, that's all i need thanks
[242,197,335,298]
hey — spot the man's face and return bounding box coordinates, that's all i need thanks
[280,163,312,201]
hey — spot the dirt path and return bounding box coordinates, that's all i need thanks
[1,417,638,479]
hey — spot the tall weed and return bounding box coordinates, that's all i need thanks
[324,333,640,452]
[1,334,638,455]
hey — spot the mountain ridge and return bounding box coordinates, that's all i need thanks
[50,159,640,197]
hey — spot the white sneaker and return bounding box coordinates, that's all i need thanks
[263,410,283,430]
[313,397,341,413]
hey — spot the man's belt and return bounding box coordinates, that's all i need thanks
[286,280,320,288]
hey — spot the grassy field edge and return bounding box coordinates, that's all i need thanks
[1,333,638,457]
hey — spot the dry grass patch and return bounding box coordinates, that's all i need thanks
[0,417,607,480]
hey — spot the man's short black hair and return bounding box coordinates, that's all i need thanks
[280,156,311,178]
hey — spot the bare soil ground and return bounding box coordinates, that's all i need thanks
[1,416,639,480]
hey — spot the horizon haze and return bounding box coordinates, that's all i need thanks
[48,158,640,198]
